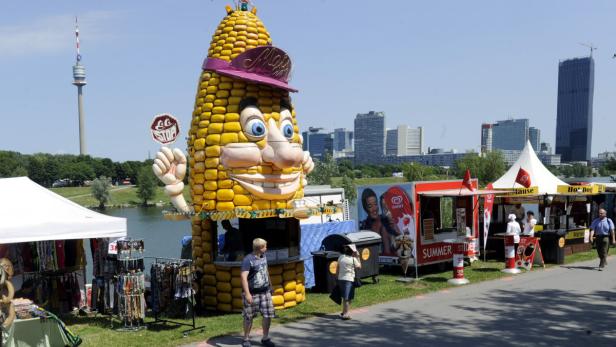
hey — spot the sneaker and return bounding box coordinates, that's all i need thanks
[341,315,352,320]
[261,338,275,347]
[598,267,604,271]
[241,340,252,347]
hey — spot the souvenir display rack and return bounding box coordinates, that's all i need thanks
[148,257,204,336]
[115,239,145,331]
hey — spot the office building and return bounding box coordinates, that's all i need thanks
[354,111,385,164]
[529,127,540,152]
[386,129,398,156]
[333,128,353,152]
[301,127,332,160]
[492,119,529,151]
[540,142,553,154]
[397,125,423,156]
[555,56,594,162]
[481,123,493,153]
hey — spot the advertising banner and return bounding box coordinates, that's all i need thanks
[483,183,495,254]
[515,237,545,270]
[357,184,414,263]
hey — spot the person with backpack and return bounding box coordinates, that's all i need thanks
[590,209,615,271]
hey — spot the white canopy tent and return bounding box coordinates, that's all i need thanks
[0,177,127,244]
[493,141,568,194]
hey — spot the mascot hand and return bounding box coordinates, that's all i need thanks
[152,147,191,213]
[302,151,315,174]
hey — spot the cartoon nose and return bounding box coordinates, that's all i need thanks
[261,118,303,169]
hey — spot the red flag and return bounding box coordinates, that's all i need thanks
[462,169,474,191]
[515,168,532,188]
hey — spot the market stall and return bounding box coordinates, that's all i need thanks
[151,4,330,313]
[0,176,127,343]
[357,179,501,273]
[488,142,599,263]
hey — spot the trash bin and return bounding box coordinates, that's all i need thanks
[321,231,381,283]
[311,250,341,293]
[538,230,566,264]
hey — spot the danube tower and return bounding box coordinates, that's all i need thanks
[72,17,87,155]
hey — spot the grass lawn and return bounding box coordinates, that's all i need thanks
[50,186,192,208]
[66,248,601,347]
[331,176,406,187]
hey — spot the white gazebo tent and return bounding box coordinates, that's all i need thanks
[493,141,567,194]
[0,177,126,244]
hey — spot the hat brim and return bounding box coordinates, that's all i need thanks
[216,69,298,92]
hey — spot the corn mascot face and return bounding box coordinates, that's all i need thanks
[187,6,313,214]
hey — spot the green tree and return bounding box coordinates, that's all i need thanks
[404,162,426,181]
[308,154,337,185]
[91,176,111,209]
[340,175,357,203]
[136,167,157,206]
[481,151,506,184]
[11,166,28,177]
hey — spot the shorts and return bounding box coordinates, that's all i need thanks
[242,291,275,321]
[338,280,355,301]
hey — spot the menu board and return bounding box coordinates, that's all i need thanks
[456,208,467,235]
[423,218,435,240]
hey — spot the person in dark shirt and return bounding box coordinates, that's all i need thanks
[220,220,243,261]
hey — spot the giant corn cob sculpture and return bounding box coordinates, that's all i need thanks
[153,4,313,312]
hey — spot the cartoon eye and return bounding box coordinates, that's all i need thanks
[246,118,267,138]
[280,120,294,139]
[240,106,267,140]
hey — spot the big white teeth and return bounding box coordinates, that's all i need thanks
[263,182,275,188]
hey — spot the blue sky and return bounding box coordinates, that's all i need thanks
[1,0,615,161]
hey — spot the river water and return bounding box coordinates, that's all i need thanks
[84,207,191,280]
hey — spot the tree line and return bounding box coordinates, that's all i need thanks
[0,150,154,187]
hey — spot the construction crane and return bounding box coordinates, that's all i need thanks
[578,42,597,57]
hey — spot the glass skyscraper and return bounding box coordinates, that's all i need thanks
[529,127,540,152]
[354,111,385,164]
[492,119,529,151]
[555,57,594,162]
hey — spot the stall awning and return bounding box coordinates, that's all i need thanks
[492,141,568,194]
[418,189,509,197]
[0,177,127,244]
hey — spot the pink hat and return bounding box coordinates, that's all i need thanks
[203,46,297,92]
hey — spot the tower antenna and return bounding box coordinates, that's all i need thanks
[578,42,597,57]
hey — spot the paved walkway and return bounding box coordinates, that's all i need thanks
[191,256,616,347]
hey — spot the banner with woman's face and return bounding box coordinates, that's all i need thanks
[357,184,415,261]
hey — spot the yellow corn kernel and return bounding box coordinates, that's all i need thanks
[197,128,208,138]
[225,113,240,121]
[193,174,205,184]
[205,158,219,168]
[230,89,245,97]
[223,122,241,132]
[212,106,226,114]
[217,189,234,201]
[203,191,216,200]
[206,145,221,157]
[211,114,225,123]
[217,201,235,211]
[198,120,210,128]
[194,138,206,150]
[206,134,220,145]
[204,169,218,181]
[218,179,233,189]
[208,123,223,134]
[233,185,248,194]
[221,133,239,145]
[194,162,206,173]
[252,200,271,210]
[226,105,239,113]
[214,99,228,106]
[192,184,204,195]
[204,181,217,191]
[203,200,216,210]
[233,194,252,206]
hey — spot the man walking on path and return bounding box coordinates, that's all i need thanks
[590,208,615,270]
[240,238,275,347]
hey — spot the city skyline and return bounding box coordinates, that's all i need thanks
[1,1,615,161]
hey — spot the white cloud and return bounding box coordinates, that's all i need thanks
[0,11,117,58]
